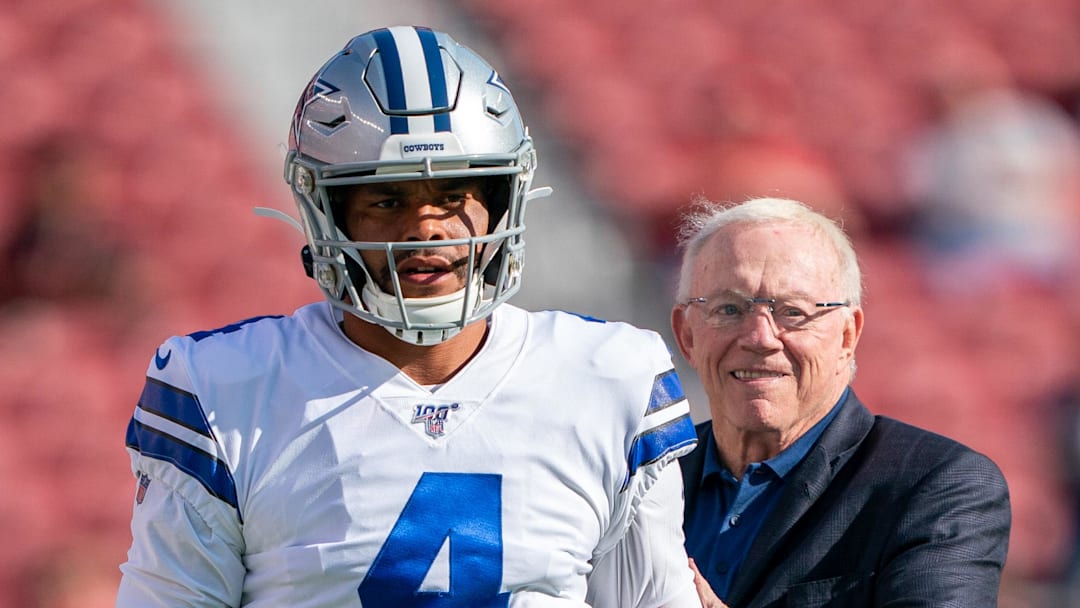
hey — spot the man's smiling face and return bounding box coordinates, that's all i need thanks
[674,221,863,446]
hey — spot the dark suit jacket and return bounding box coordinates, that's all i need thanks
[680,389,1011,607]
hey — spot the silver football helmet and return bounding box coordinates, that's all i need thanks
[284,26,550,345]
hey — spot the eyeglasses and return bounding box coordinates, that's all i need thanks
[683,295,850,331]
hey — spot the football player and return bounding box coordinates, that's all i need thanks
[117,26,700,607]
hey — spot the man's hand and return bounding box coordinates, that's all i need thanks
[689,558,729,608]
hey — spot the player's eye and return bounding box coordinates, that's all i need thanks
[372,198,401,209]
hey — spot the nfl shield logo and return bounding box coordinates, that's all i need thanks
[135,471,151,505]
[412,403,460,438]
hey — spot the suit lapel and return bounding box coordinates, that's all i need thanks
[727,391,874,606]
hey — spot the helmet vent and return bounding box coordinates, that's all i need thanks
[484,85,514,124]
[315,116,347,129]
[310,115,348,136]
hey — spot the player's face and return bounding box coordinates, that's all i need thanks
[338,178,491,299]
[673,222,863,446]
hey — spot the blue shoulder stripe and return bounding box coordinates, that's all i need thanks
[139,377,212,438]
[564,311,606,323]
[626,413,697,480]
[188,314,283,343]
[647,369,686,414]
[126,418,239,511]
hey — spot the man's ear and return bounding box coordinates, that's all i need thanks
[671,305,694,362]
[841,306,864,359]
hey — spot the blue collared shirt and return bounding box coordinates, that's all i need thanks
[684,388,847,601]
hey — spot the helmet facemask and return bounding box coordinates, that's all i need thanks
[290,156,536,345]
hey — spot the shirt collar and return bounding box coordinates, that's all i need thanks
[699,387,849,484]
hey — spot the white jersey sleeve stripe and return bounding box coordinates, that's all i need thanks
[624,370,698,487]
[137,377,213,435]
[133,407,218,457]
[125,377,239,512]
[125,420,239,511]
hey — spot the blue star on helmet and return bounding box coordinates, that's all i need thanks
[312,78,340,99]
[486,71,510,94]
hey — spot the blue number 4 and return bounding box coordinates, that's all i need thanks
[358,473,510,607]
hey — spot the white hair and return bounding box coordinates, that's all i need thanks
[674,196,863,305]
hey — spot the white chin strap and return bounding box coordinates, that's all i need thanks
[360,280,481,346]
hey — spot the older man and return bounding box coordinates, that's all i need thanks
[671,197,1010,607]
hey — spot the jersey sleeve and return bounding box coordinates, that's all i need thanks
[585,463,700,608]
[116,338,246,607]
[587,355,699,607]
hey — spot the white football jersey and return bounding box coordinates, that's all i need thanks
[117,302,700,608]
